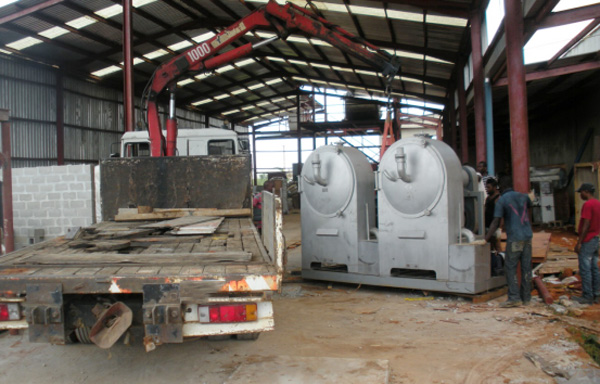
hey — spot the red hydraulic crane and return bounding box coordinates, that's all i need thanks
[142,0,400,157]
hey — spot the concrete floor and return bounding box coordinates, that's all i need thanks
[0,212,599,383]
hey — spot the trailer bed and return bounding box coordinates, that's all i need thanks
[0,218,278,296]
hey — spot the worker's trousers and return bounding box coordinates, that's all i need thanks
[505,239,532,303]
[578,236,600,300]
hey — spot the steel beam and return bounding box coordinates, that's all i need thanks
[470,10,486,165]
[494,60,600,86]
[448,90,458,154]
[457,62,469,164]
[123,0,135,132]
[56,71,64,165]
[504,0,530,193]
[0,114,14,253]
[530,4,600,30]
[0,0,63,26]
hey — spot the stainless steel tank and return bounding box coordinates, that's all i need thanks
[376,138,503,293]
[300,144,377,275]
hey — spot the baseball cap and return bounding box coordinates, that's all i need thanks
[576,183,595,193]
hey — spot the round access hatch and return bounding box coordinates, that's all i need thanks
[379,139,445,217]
[301,147,355,217]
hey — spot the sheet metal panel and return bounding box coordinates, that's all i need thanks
[0,78,55,121]
[10,121,57,160]
[100,155,252,220]
[63,126,121,162]
[0,56,55,85]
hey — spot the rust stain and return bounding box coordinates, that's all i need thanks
[0,268,31,275]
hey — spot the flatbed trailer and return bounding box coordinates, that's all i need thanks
[0,156,284,351]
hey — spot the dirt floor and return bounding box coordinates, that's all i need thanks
[1,212,600,383]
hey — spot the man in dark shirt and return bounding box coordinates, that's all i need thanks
[573,183,600,304]
[486,176,533,307]
[485,178,501,253]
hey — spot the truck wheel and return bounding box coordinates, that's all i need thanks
[236,332,260,340]
[207,335,231,341]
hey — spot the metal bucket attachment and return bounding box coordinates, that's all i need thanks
[89,302,133,349]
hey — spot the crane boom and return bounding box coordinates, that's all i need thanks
[144,0,400,157]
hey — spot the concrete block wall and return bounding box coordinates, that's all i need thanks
[11,164,95,249]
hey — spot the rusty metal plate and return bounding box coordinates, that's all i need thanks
[100,155,252,221]
[25,283,65,344]
[142,284,183,348]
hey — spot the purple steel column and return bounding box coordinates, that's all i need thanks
[123,0,134,132]
[1,119,14,253]
[56,70,64,165]
[504,0,530,193]
[470,10,486,164]
[457,64,469,164]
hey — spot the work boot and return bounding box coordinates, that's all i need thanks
[572,296,593,305]
[499,300,522,308]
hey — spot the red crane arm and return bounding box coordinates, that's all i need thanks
[144,0,400,157]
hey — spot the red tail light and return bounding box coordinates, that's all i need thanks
[0,303,20,321]
[199,304,257,323]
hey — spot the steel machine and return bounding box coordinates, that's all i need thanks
[301,138,506,294]
[300,144,378,275]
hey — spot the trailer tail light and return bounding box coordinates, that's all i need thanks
[0,303,20,321]
[198,304,257,323]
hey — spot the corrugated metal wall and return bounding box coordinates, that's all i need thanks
[0,55,225,167]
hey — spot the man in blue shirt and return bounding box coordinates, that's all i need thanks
[485,175,533,307]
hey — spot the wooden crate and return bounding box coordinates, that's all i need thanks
[574,162,600,231]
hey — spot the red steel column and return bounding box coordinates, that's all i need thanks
[123,0,134,132]
[1,118,14,253]
[448,90,458,153]
[457,64,469,164]
[470,10,486,164]
[504,0,530,192]
[56,70,64,165]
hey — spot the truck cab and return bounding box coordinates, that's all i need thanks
[120,128,249,157]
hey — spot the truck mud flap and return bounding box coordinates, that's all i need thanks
[25,283,65,344]
[142,284,182,352]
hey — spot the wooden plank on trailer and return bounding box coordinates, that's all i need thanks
[192,237,212,252]
[174,242,195,254]
[142,244,177,254]
[226,265,248,274]
[94,267,123,276]
[118,267,142,275]
[171,217,225,235]
[75,267,103,276]
[179,266,205,276]
[158,266,183,276]
[115,208,251,222]
[130,235,204,247]
[140,216,220,229]
[11,252,253,266]
[203,265,227,275]
[137,266,162,275]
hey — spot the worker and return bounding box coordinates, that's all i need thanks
[477,161,494,195]
[485,178,503,274]
[485,175,533,307]
[573,183,600,305]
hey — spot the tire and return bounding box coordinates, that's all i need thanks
[235,332,260,340]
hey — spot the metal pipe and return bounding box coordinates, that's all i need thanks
[252,36,279,49]
[123,0,134,132]
[310,153,327,186]
[56,70,64,165]
[504,0,531,193]
[1,120,14,253]
[470,9,486,164]
[165,91,177,156]
[484,78,495,176]
[395,147,411,182]
[533,275,554,305]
